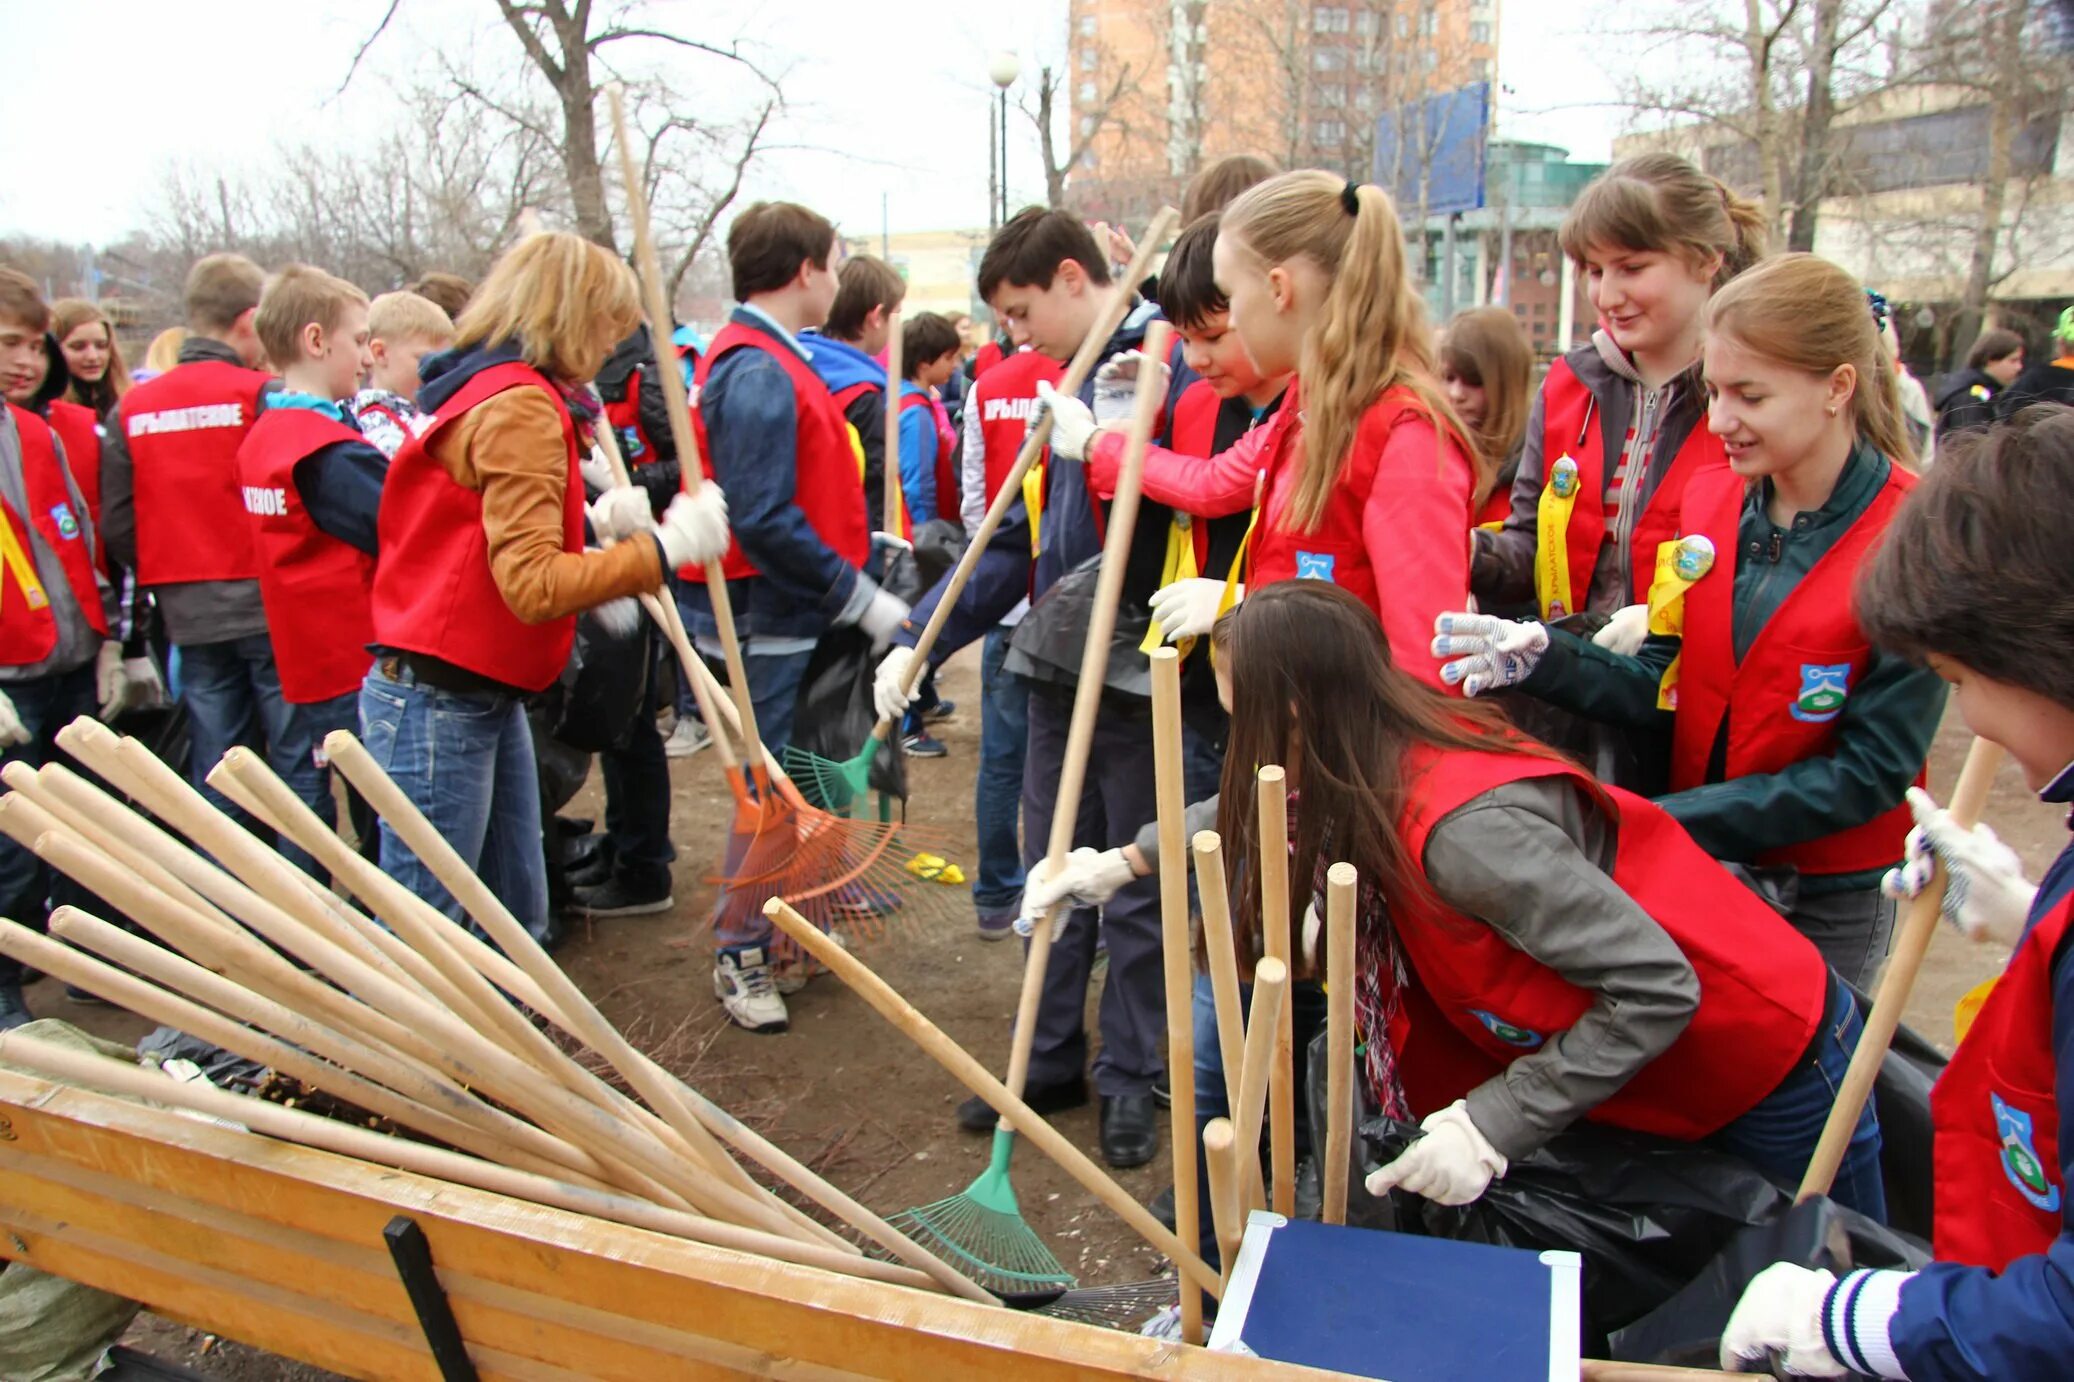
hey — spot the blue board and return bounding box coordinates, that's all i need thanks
[1207,1212,1580,1381]
[1372,82,1490,217]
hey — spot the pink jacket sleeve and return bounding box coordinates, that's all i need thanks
[1365,416,1473,691]
[1085,422,1271,518]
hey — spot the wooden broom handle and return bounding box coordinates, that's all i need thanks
[1148,647,1203,1344]
[1797,737,2004,1201]
[883,309,903,536]
[1201,1118,1241,1295]
[1322,861,1358,1225]
[1231,957,1287,1217]
[1256,765,1295,1217]
[1001,319,1172,1111]
[763,897,1222,1298]
[1193,835,1249,1131]
[883,204,1180,729]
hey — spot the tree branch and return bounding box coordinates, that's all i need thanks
[333,0,404,98]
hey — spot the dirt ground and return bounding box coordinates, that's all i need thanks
[26,645,2064,1378]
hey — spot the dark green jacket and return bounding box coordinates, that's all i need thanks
[1521,442,1946,892]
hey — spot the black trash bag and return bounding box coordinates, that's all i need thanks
[1609,1193,1929,1367]
[911,517,967,590]
[1302,1028,1399,1233]
[540,608,652,753]
[1003,555,1156,701]
[1841,979,1946,1243]
[790,625,907,803]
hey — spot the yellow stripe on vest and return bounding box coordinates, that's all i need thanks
[0,513,49,617]
[1022,464,1046,558]
[1645,535,1716,711]
[1140,515,1202,654]
[1533,455,1581,621]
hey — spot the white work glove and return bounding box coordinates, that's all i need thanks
[872,530,914,556]
[1431,612,1550,697]
[1882,785,2038,947]
[587,486,653,543]
[1592,603,1650,657]
[1720,1263,1848,1377]
[656,486,731,568]
[873,645,917,722]
[588,596,642,639]
[94,641,129,719]
[1091,350,1171,424]
[1017,847,1140,937]
[579,445,616,492]
[1364,1101,1507,1206]
[1148,577,1238,644]
[0,688,27,749]
[117,655,167,714]
[850,582,911,650]
[1032,380,1097,461]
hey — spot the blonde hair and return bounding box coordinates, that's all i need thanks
[1220,171,1467,532]
[143,327,187,375]
[184,253,266,335]
[254,264,370,372]
[1440,306,1534,506]
[1706,253,1916,469]
[368,290,455,346]
[1559,153,1768,288]
[455,232,640,383]
[50,299,132,406]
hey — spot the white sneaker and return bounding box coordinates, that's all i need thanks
[665,718,711,758]
[713,947,788,1033]
[774,928,848,994]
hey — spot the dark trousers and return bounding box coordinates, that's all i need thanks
[598,666,675,891]
[1020,690,1166,1098]
[0,663,102,986]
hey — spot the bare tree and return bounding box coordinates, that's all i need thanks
[1022,50,1150,211]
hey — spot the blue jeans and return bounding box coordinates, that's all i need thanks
[973,626,1028,920]
[270,689,360,878]
[179,633,298,828]
[1712,974,1887,1223]
[358,664,549,944]
[0,663,101,986]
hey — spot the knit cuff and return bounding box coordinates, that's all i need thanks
[1822,1268,1913,1380]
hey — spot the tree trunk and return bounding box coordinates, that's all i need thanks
[1037,69,1067,210]
[1949,0,2026,367]
[555,35,617,252]
[1744,0,1785,227]
[1786,0,1841,251]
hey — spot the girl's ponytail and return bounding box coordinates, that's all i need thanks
[1714,180,1769,284]
[1559,153,1770,289]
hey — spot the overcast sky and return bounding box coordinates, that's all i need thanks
[0,0,1623,246]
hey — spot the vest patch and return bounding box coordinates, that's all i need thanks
[242,485,290,517]
[1789,662,1852,723]
[616,425,647,460]
[983,396,1041,423]
[1294,551,1336,581]
[127,402,245,436]
[48,504,79,541]
[1469,1009,1545,1048]
[1994,1091,2061,1211]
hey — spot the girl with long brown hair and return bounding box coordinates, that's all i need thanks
[50,299,130,418]
[1434,253,1945,987]
[1042,170,1477,688]
[1440,305,1535,528]
[1028,581,1882,1233]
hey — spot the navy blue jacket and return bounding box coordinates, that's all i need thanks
[262,392,388,558]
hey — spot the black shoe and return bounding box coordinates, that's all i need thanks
[573,875,674,918]
[1100,1094,1160,1169]
[1153,1069,1171,1107]
[1148,1184,1177,1232]
[65,984,111,1007]
[0,983,28,1031]
[957,1076,1088,1132]
[566,852,615,888]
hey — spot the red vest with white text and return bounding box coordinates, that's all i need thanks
[1669,462,1919,876]
[1930,889,2070,1271]
[973,350,1064,514]
[370,363,582,693]
[1391,743,1828,1137]
[236,408,376,703]
[118,359,270,585]
[685,323,870,582]
[0,403,105,665]
[1537,358,1725,615]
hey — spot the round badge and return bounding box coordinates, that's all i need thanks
[1674,534,1716,582]
[1549,457,1580,499]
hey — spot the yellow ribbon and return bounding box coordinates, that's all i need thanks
[849,421,906,534]
[1534,456,1582,621]
[1205,502,1262,673]
[0,512,48,618]
[1954,975,1996,1044]
[1646,535,1716,711]
[1140,515,1202,654]
[1021,463,1046,558]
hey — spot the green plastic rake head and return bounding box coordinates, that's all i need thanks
[885,1127,1075,1302]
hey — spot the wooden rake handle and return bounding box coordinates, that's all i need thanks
[1322,861,1358,1225]
[764,897,1222,1298]
[1147,646,1203,1343]
[1256,764,1295,1217]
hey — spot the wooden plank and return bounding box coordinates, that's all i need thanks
[0,1072,1345,1380]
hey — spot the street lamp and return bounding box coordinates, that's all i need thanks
[990,50,1021,231]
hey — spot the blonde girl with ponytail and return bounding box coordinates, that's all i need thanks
[1057,170,1478,689]
[1433,253,1945,985]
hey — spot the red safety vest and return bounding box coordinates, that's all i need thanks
[1246,384,1472,618]
[235,408,376,704]
[898,390,961,524]
[973,340,1006,379]
[1165,380,1229,572]
[1390,742,1828,1138]
[118,359,271,586]
[686,324,871,582]
[971,350,1063,515]
[1670,462,1920,876]
[370,363,583,694]
[1537,357,1725,614]
[601,363,661,467]
[0,403,106,665]
[1474,477,1512,530]
[1931,890,2070,1271]
[45,400,102,531]
[830,378,911,540]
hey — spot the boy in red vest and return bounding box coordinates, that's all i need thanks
[0,271,118,1027]
[1722,408,2074,1381]
[236,265,389,877]
[103,253,300,824]
[347,290,453,459]
[685,202,907,1032]
[889,311,967,756]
